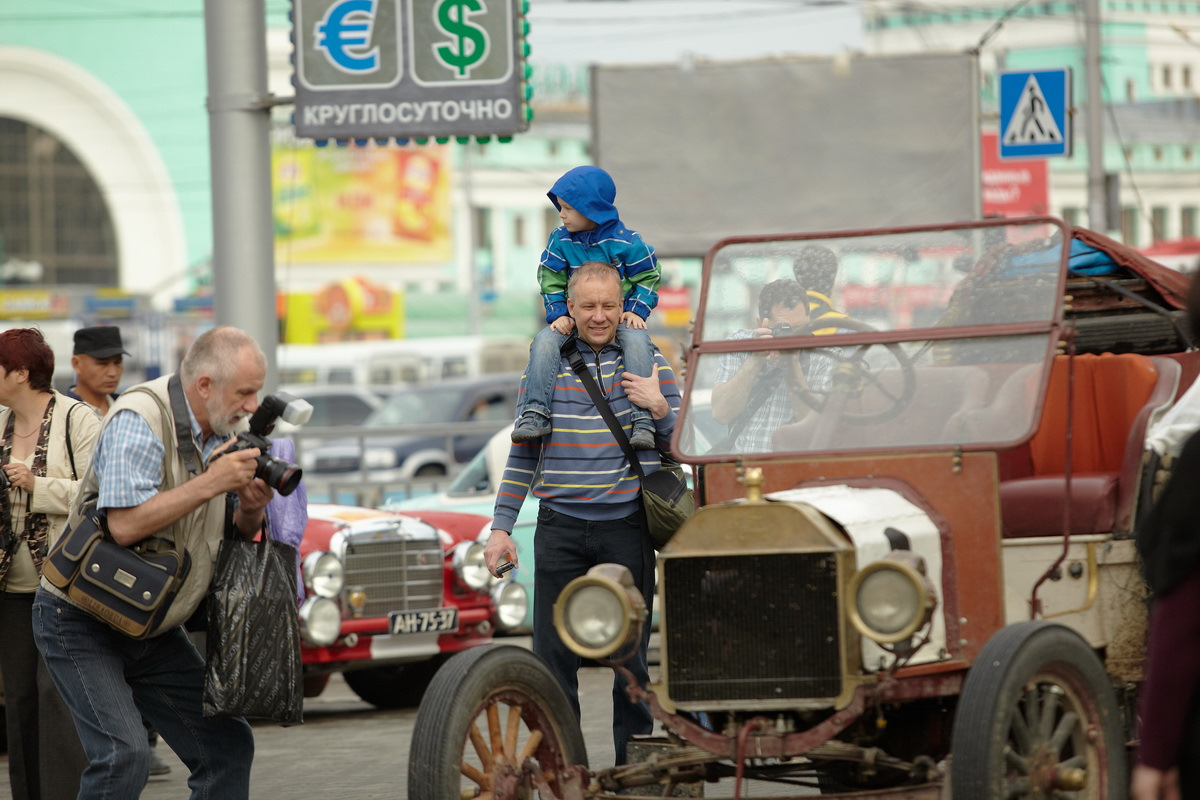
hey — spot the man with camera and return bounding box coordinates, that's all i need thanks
[711,278,840,453]
[33,326,275,800]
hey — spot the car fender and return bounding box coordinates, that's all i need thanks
[769,483,948,671]
[398,448,453,479]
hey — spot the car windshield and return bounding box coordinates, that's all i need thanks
[447,443,490,494]
[365,386,466,426]
[676,219,1068,460]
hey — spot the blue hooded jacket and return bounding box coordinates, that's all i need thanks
[538,166,659,323]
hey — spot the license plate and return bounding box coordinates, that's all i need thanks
[388,607,458,635]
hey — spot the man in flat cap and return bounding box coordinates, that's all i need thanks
[68,326,130,418]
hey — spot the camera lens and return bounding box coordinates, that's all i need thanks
[255,454,303,496]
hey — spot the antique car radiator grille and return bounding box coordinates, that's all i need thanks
[664,553,841,704]
[341,537,444,618]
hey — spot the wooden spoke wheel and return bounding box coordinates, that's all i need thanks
[408,645,588,800]
[950,622,1128,799]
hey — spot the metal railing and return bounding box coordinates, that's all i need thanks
[284,419,508,508]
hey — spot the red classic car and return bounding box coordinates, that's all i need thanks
[297,503,526,708]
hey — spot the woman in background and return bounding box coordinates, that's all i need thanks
[1133,273,1200,800]
[0,328,100,800]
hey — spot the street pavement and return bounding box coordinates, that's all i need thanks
[0,637,809,799]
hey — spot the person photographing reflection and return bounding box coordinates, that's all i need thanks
[711,279,838,453]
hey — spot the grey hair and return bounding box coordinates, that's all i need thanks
[567,261,621,297]
[179,326,265,386]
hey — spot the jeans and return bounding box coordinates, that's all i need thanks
[518,325,655,427]
[0,591,87,800]
[32,589,254,800]
[532,505,654,765]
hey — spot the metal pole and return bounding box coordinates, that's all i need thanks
[204,0,279,387]
[1084,0,1108,232]
[463,144,482,336]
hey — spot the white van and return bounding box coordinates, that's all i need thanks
[277,335,529,387]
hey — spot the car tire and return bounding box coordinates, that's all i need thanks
[408,645,588,800]
[342,656,447,709]
[950,620,1127,799]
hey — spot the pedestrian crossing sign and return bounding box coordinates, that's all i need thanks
[998,68,1073,159]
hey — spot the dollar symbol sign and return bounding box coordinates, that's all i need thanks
[435,0,488,79]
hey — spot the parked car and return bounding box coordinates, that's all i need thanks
[408,217,1197,798]
[298,503,527,708]
[298,373,522,483]
[272,383,386,434]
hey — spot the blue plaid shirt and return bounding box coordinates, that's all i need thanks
[93,396,230,512]
[715,329,839,453]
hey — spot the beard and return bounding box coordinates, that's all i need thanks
[207,396,247,437]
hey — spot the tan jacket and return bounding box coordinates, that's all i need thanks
[0,391,101,549]
[44,376,228,633]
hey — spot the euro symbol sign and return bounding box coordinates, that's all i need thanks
[315,0,380,74]
[433,0,489,79]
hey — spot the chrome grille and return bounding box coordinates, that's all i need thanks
[664,553,841,704]
[341,536,444,618]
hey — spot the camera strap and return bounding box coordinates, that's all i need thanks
[167,374,200,476]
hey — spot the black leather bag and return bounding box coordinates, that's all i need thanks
[43,496,189,640]
[639,461,695,549]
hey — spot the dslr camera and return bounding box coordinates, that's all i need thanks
[218,391,313,496]
[770,322,794,338]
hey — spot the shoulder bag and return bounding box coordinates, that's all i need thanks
[563,341,694,549]
[43,375,196,639]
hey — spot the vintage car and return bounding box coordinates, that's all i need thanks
[298,503,527,708]
[407,216,1198,798]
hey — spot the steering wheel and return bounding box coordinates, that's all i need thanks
[784,317,917,425]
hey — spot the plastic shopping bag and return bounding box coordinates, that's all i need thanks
[203,537,304,726]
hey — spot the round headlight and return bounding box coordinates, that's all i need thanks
[298,596,342,646]
[302,551,345,598]
[554,564,646,659]
[452,541,490,591]
[490,580,529,632]
[848,557,936,644]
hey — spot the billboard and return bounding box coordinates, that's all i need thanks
[591,53,981,257]
[273,143,452,263]
[981,132,1049,217]
[292,0,530,140]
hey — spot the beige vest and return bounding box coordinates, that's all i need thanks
[55,376,227,633]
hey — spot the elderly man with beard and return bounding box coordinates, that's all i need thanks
[33,326,273,800]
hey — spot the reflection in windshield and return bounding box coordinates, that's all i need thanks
[698,223,1063,342]
[684,336,1052,458]
[681,221,1066,459]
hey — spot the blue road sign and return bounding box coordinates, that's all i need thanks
[998,68,1072,159]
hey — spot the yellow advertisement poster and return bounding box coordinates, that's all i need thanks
[273,144,452,263]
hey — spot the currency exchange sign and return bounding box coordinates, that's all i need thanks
[293,0,529,140]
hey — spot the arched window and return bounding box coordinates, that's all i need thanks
[0,117,117,285]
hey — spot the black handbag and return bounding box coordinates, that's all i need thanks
[203,536,304,726]
[563,342,694,549]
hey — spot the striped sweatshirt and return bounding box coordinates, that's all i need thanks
[491,339,680,532]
